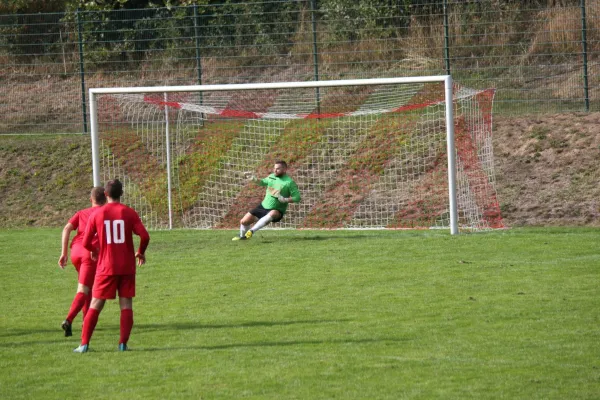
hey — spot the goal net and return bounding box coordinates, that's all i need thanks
[89,77,504,233]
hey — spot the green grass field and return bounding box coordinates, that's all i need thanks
[0,228,598,399]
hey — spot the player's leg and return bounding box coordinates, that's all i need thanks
[62,252,83,337]
[117,275,135,351]
[63,283,90,337]
[246,210,282,237]
[74,275,113,353]
[240,212,257,236]
[81,263,96,318]
[243,205,276,239]
[74,297,105,353]
[81,283,92,318]
[64,256,94,336]
[118,298,133,351]
[233,212,257,240]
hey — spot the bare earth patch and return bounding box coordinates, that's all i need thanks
[494,112,600,226]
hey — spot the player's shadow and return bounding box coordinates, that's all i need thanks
[0,328,59,339]
[258,234,379,243]
[0,321,129,339]
[133,319,348,334]
[132,319,411,353]
[296,235,373,241]
[0,325,124,347]
[0,320,348,345]
[141,336,408,352]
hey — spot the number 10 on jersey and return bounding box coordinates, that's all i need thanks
[104,220,125,244]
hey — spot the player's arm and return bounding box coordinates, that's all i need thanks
[278,180,301,204]
[243,171,269,187]
[58,222,75,269]
[289,180,301,203]
[243,172,260,184]
[258,177,269,187]
[133,216,150,266]
[81,217,97,253]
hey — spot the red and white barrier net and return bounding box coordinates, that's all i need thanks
[94,80,504,231]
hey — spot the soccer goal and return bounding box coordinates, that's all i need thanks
[89,76,504,233]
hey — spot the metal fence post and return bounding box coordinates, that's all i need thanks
[310,0,321,115]
[193,4,204,112]
[193,4,203,87]
[443,0,451,75]
[580,0,590,112]
[76,8,88,134]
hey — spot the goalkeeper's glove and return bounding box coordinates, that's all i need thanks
[277,195,292,203]
[243,171,257,182]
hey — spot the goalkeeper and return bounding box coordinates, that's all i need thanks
[233,160,301,240]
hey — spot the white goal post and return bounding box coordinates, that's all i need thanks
[89,76,503,234]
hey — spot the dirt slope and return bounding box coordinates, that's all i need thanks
[494,112,600,226]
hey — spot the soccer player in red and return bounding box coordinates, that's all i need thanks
[74,179,150,353]
[58,186,106,337]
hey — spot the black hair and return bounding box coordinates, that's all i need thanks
[105,179,124,199]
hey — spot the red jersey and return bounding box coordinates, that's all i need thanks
[68,206,100,249]
[82,202,150,276]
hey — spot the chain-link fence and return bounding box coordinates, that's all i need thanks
[1,0,598,134]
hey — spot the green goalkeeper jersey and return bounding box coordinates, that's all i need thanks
[258,173,301,213]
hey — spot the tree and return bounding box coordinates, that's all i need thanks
[64,0,205,11]
[0,0,68,14]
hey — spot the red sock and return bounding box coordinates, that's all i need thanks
[66,292,87,324]
[119,309,134,345]
[82,293,91,319]
[81,308,100,346]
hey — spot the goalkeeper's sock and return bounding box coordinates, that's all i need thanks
[251,214,272,233]
[240,224,250,238]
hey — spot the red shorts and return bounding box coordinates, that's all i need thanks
[70,247,96,288]
[93,274,136,300]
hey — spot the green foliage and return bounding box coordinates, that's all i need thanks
[197,0,301,55]
[0,6,67,58]
[61,7,185,69]
[64,0,202,11]
[0,0,67,14]
[58,1,302,68]
[320,0,411,41]
[0,0,587,76]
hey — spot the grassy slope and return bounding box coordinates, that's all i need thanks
[0,228,598,399]
[1,112,600,228]
[0,135,93,227]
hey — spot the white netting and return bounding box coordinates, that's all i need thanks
[94,80,503,231]
[99,141,163,229]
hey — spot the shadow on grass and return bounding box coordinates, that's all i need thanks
[140,337,408,352]
[0,328,59,339]
[1,336,408,353]
[0,319,375,350]
[134,319,349,333]
[0,325,119,342]
[0,319,345,346]
[252,234,405,243]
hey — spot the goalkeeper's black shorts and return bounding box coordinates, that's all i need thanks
[249,204,284,222]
